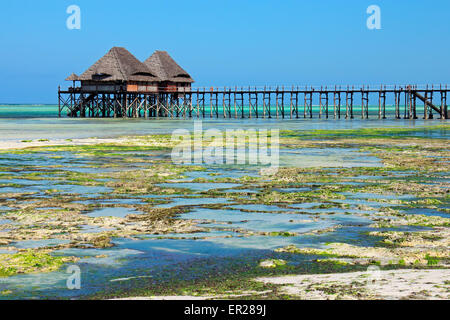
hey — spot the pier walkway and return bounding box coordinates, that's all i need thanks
[58,84,449,119]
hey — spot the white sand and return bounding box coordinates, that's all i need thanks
[256,269,450,300]
[111,269,450,300]
[111,290,273,300]
[112,295,211,300]
[0,138,125,150]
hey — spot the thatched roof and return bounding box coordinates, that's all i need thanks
[144,51,194,83]
[78,47,159,82]
[65,73,79,81]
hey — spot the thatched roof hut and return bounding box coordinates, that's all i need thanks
[78,47,159,82]
[144,51,194,84]
[65,73,79,81]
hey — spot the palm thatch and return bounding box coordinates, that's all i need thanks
[78,47,159,82]
[65,73,79,81]
[144,51,194,83]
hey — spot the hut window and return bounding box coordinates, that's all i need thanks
[132,72,155,77]
[92,73,110,80]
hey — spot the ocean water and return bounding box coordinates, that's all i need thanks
[0,104,447,142]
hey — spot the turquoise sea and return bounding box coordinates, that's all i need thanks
[0,104,447,142]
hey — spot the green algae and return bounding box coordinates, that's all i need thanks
[89,234,113,248]
[0,126,448,298]
[267,231,297,237]
[0,249,78,277]
[280,124,449,139]
[91,252,368,300]
[259,259,287,268]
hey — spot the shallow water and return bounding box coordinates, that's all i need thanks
[157,182,242,192]
[0,109,448,299]
[86,207,143,218]
[12,239,71,249]
[0,219,12,225]
[181,207,337,234]
[280,148,382,168]
[79,225,115,234]
[0,105,448,142]
[0,206,13,212]
[155,197,230,208]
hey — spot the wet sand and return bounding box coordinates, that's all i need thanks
[256,269,450,300]
[0,137,126,151]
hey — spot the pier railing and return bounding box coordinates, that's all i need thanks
[58,84,449,119]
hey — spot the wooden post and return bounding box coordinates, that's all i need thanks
[319,86,323,119]
[301,88,313,119]
[345,87,349,119]
[262,87,266,119]
[350,86,354,119]
[125,94,128,118]
[255,87,259,118]
[196,89,200,118]
[394,87,399,119]
[445,85,449,119]
[216,89,219,118]
[408,86,412,119]
[235,89,238,119]
[144,94,148,119]
[304,88,307,118]
[240,89,244,119]
[70,89,74,117]
[202,89,206,118]
[209,91,212,118]
[276,86,279,119]
[113,94,117,118]
[248,87,251,119]
[290,86,293,119]
[337,87,341,119]
[428,86,433,119]
[333,86,336,119]
[378,85,382,119]
[440,85,447,119]
[361,86,365,119]
[58,86,61,117]
[223,87,227,118]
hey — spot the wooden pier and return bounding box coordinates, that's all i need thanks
[58,84,449,119]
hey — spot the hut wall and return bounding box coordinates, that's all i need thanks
[127,81,158,92]
[158,81,191,92]
[79,81,187,93]
[80,81,123,92]
[177,82,191,92]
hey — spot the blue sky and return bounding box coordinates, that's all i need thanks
[0,0,449,103]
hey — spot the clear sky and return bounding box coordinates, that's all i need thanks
[0,0,449,103]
